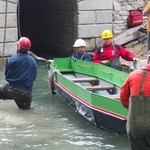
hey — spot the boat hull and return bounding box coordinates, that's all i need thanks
[49,58,128,133]
[53,81,126,133]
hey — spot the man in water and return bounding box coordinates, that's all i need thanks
[0,37,37,109]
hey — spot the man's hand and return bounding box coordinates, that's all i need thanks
[133,57,139,62]
[102,60,110,65]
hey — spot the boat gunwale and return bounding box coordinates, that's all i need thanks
[54,80,127,121]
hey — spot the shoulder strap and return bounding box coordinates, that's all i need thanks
[114,44,120,50]
[97,46,104,60]
[97,44,120,59]
[98,44,120,53]
[139,70,147,95]
[80,52,86,60]
[97,46,102,53]
[139,70,150,95]
[113,44,120,58]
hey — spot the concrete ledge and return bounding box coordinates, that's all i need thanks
[78,24,112,38]
[0,14,17,27]
[78,11,96,24]
[0,1,17,13]
[0,43,17,56]
[0,28,18,42]
[78,0,113,10]
[97,11,112,23]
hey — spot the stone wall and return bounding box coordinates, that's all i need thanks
[0,0,18,56]
[0,0,148,56]
[78,0,147,51]
[113,0,146,34]
[77,0,113,50]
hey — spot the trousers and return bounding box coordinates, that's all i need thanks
[127,96,150,150]
[0,84,32,110]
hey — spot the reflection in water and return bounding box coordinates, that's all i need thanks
[0,61,130,150]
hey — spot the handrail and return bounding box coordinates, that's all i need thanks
[77,64,93,69]
[99,69,113,75]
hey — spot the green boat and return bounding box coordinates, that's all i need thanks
[48,58,128,133]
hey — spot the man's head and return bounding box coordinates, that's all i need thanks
[101,30,113,45]
[17,37,31,51]
[73,39,86,54]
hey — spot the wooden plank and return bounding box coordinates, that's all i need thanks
[106,94,120,100]
[84,85,115,91]
[70,77,98,82]
[113,23,147,45]
[114,32,145,46]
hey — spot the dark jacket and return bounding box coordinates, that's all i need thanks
[5,51,37,91]
[71,52,92,61]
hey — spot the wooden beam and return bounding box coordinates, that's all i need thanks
[84,85,115,91]
[106,94,120,100]
[70,77,98,82]
[113,23,147,46]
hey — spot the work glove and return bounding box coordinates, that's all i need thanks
[71,56,76,61]
[133,57,139,62]
[102,60,110,65]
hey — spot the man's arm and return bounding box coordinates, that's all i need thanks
[119,46,134,61]
[143,7,150,16]
[92,50,102,64]
[143,2,150,16]
[120,77,130,109]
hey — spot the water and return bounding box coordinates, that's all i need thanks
[0,61,130,150]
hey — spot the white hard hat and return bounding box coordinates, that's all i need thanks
[73,39,86,47]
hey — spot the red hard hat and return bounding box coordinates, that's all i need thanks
[17,37,31,50]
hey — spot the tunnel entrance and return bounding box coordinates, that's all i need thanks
[18,0,77,59]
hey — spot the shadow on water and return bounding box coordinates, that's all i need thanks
[0,61,130,150]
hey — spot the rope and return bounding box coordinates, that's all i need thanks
[77,64,93,69]
[1,0,8,70]
[49,69,61,94]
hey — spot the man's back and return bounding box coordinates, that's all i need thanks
[124,67,150,96]
[5,52,37,91]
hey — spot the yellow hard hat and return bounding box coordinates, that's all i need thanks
[101,30,113,39]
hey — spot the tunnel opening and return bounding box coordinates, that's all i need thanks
[18,0,77,59]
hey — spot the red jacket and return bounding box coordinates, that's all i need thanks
[92,43,134,63]
[120,64,150,109]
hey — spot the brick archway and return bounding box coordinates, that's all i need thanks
[18,0,77,58]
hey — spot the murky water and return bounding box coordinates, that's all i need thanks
[0,61,130,150]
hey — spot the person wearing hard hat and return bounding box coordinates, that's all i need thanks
[0,37,37,110]
[92,29,138,70]
[120,51,150,150]
[70,39,92,61]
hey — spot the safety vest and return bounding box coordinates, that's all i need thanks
[98,44,122,70]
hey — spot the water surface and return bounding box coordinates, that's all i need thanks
[0,61,130,150]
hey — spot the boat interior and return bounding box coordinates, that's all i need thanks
[61,72,120,100]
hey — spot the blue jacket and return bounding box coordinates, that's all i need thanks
[70,52,91,61]
[5,51,37,91]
